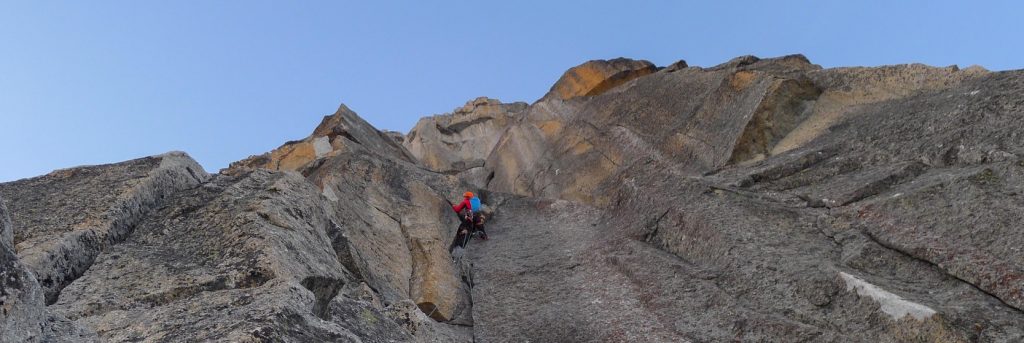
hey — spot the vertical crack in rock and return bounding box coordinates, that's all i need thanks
[0,153,209,305]
[860,229,1024,314]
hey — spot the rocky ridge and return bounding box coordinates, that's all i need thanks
[2,54,1023,342]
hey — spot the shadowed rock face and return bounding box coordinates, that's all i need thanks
[3,54,1023,342]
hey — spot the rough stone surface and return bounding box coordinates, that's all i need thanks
[4,54,1023,342]
[304,149,472,323]
[1,146,472,341]
[463,55,1023,341]
[0,195,48,343]
[225,102,476,338]
[544,58,658,100]
[404,97,528,173]
[226,104,418,173]
[0,152,208,304]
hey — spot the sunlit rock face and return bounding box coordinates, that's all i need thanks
[427,55,1024,341]
[3,108,474,341]
[404,97,527,176]
[226,104,418,174]
[4,53,1024,342]
[543,57,658,100]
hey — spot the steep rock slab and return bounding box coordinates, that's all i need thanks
[485,55,994,206]
[404,97,527,173]
[227,103,417,173]
[852,162,1024,312]
[588,158,1024,341]
[0,152,207,304]
[469,198,699,342]
[231,102,473,327]
[464,55,1023,341]
[487,55,821,204]
[468,196,978,343]
[543,58,658,100]
[722,70,1024,313]
[306,150,470,323]
[773,63,988,154]
[47,170,367,341]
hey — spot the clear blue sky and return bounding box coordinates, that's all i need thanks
[1,1,1020,181]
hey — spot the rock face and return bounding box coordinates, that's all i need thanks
[404,97,528,175]
[0,153,208,305]
[463,55,1024,341]
[228,104,418,173]
[1,194,49,342]
[2,108,474,341]
[3,54,1024,342]
[543,58,658,100]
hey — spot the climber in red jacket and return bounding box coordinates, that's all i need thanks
[449,191,487,254]
[452,191,474,215]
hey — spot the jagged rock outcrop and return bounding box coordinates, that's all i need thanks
[228,104,417,173]
[404,97,528,178]
[3,53,1022,342]
[2,107,474,341]
[228,105,475,327]
[543,58,658,100]
[485,55,990,204]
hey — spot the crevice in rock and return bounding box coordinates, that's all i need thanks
[641,209,670,243]
[858,229,1024,314]
[484,171,496,189]
[301,275,346,320]
[324,219,363,281]
[728,77,822,164]
[440,117,495,135]
[803,161,928,208]
[576,133,620,168]
[43,182,202,305]
[326,127,361,146]
[743,145,843,186]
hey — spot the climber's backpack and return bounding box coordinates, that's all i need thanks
[470,196,482,213]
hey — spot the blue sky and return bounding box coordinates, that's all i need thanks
[1,1,1020,181]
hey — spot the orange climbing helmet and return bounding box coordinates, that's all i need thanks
[463,191,474,198]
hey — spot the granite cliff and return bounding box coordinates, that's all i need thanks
[2,54,1023,342]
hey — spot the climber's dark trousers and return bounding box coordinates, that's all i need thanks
[449,214,490,253]
[449,221,473,253]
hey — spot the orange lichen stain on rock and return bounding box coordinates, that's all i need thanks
[729,70,757,91]
[549,59,657,100]
[270,141,318,171]
[567,136,594,156]
[538,120,565,139]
